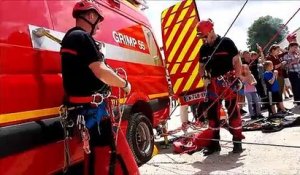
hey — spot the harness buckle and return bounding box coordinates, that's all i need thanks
[90,93,104,107]
[204,90,209,102]
[216,75,227,87]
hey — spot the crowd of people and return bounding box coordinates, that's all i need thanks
[176,18,300,156]
[59,0,299,169]
[238,36,300,120]
[180,25,300,129]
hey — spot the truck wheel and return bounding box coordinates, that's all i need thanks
[126,113,154,166]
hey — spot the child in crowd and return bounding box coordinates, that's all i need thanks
[263,61,291,115]
[241,64,264,120]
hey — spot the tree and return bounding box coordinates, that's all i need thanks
[246,15,288,53]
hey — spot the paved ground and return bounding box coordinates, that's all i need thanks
[139,100,300,175]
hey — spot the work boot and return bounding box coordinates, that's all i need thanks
[203,141,221,156]
[232,140,244,153]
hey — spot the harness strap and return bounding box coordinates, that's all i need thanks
[109,142,117,175]
[109,137,129,175]
[68,93,106,108]
[117,154,129,175]
[68,96,102,104]
[87,148,95,175]
[78,15,101,35]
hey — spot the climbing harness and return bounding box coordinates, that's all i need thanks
[34,24,133,174]
[166,0,249,129]
[59,105,77,173]
[77,115,91,154]
[165,5,300,156]
[190,5,300,132]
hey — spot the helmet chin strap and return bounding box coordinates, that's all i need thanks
[79,16,100,35]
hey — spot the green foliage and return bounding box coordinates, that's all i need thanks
[247,15,288,53]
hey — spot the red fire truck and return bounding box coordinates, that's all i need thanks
[0,0,173,174]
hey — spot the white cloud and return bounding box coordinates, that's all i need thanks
[144,0,300,50]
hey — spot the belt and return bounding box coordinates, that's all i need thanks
[68,93,104,107]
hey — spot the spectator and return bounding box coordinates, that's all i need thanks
[266,44,287,96]
[263,61,290,115]
[241,64,264,120]
[250,49,267,98]
[283,69,294,99]
[243,48,271,115]
[283,42,300,106]
[238,50,253,115]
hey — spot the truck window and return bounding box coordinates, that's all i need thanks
[143,27,163,66]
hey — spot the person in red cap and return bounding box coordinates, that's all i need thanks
[287,33,297,43]
[194,18,245,155]
[60,1,138,174]
[283,42,300,106]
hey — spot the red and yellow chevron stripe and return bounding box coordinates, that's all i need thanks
[161,0,204,96]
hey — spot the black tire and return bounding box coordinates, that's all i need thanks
[126,113,154,166]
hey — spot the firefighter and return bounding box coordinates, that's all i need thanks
[195,19,245,155]
[60,0,138,174]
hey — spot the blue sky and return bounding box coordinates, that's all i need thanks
[144,0,300,51]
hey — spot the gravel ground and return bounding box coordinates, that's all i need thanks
[139,100,300,175]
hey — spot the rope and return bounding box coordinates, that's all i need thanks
[168,0,249,123]
[188,6,300,127]
[59,105,73,174]
[39,26,129,172]
[38,26,128,144]
[262,7,300,52]
[62,130,71,173]
[168,0,249,120]
[114,68,128,145]
[194,79,240,122]
[149,5,300,175]
[203,0,249,69]
[169,133,300,149]
[238,100,300,105]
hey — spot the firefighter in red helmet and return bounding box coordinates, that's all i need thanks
[72,0,104,35]
[193,18,245,155]
[196,18,214,41]
[60,0,139,174]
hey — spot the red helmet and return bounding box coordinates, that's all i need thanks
[196,19,214,37]
[287,33,297,43]
[73,0,104,21]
